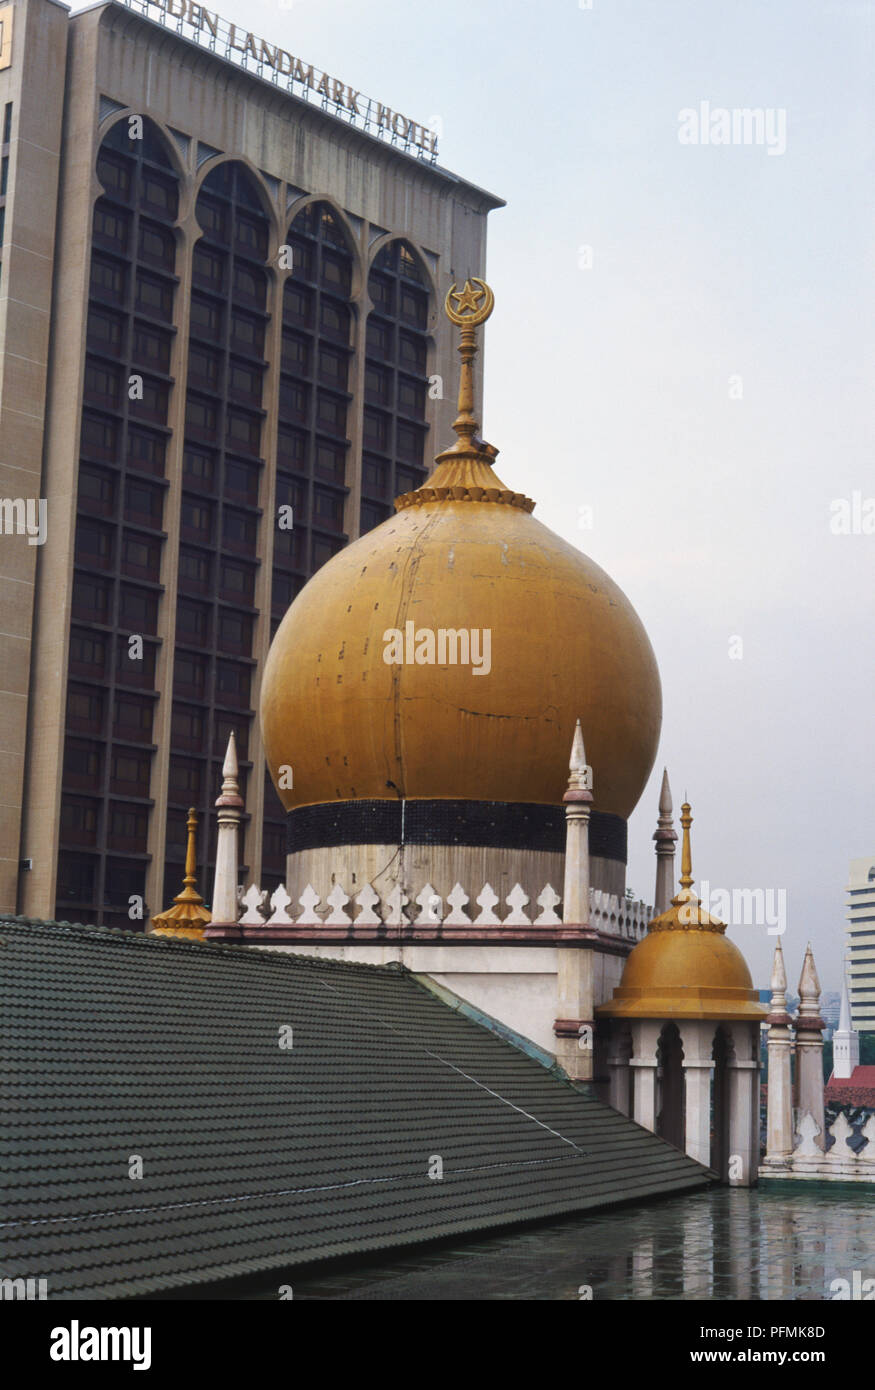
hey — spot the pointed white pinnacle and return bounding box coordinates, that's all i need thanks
[770,941,787,1002]
[659,767,672,817]
[798,942,821,1005]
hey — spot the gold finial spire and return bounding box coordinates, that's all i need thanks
[152,807,211,940]
[394,278,535,514]
[444,277,494,450]
[678,801,694,891]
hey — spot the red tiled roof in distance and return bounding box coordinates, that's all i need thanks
[825,1065,875,1107]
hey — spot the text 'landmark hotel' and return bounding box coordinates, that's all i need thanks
[0,0,502,925]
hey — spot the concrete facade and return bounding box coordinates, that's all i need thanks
[846,855,875,1034]
[0,0,69,915]
[0,0,502,923]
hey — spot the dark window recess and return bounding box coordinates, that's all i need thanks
[104,859,147,909]
[107,804,149,852]
[110,750,151,795]
[172,704,206,748]
[169,757,202,799]
[124,479,163,526]
[178,548,212,592]
[176,598,210,644]
[92,202,130,253]
[116,635,156,686]
[217,609,253,654]
[57,851,98,904]
[63,741,103,786]
[113,694,154,741]
[75,519,114,568]
[67,686,106,731]
[216,660,251,707]
[220,561,255,604]
[362,456,389,498]
[135,272,174,321]
[78,466,116,514]
[181,497,214,539]
[314,488,344,531]
[133,323,172,372]
[59,796,100,847]
[183,448,216,488]
[81,414,118,464]
[222,509,257,552]
[138,220,176,270]
[87,306,124,353]
[121,534,161,579]
[225,458,259,503]
[84,360,121,409]
[90,256,126,304]
[188,345,221,390]
[71,576,111,623]
[226,409,261,455]
[119,586,158,634]
[364,239,431,529]
[173,652,207,696]
[127,429,166,476]
[190,294,223,339]
[231,312,264,356]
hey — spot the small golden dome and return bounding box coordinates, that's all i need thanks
[261,281,661,819]
[597,804,767,1022]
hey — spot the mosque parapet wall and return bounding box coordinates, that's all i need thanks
[759,1109,875,1184]
[206,878,652,947]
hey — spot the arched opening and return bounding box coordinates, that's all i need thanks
[656,1022,684,1150]
[167,160,272,907]
[56,116,182,930]
[261,200,357,889]
[364,238,432,531]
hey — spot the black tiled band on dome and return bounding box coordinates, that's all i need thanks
[286,800,627,862]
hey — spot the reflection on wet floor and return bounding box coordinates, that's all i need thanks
[277,1184,875,1301]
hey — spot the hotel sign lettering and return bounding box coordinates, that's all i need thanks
[123,0,438,160]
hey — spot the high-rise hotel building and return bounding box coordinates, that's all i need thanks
[846,856,875,1036]
[0,0,501,926]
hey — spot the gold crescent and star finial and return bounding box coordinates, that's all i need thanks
[441,278,494,452]
[445,277,495,328]
[394,276,533,513]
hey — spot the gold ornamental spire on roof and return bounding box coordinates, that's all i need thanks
[648,800,727,935]
[394,278,535,515]
[151,807,211,941]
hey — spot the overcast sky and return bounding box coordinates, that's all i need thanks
[83,0,873,991]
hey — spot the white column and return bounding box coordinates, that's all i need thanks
[629,1020,661,1132]
[795,943,826,1149]
[763,942,795,1170]
[727,1057,759,1187]
[632,1059,658,1131]
[680,1019,715,1168]
[653,768,677,916]
[555,720,595,1080]
[562,718,593,926]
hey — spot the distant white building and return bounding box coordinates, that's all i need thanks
[846,857,875,1035]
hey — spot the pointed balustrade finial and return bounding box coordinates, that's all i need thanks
[798,942,822,1007]
[216,731,244,809]
[564,719,593,802]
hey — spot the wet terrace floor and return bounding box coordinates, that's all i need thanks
[270,1183,875,1301]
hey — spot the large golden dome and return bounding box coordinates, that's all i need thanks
[261,281,661,820]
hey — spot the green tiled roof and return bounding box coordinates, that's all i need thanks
[0,917,710,1299]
